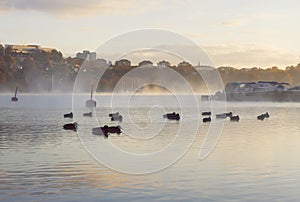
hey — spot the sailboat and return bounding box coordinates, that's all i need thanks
[85,85,96,108]
[11,87,18,102]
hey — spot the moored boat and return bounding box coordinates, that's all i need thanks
[86,85,96,108]
[205,81,300,102]
[11,87,19,102]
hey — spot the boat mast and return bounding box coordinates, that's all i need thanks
[90,85,93,99]
[132,80,134,92]
[51,74,54,93]
[15,87,18,97]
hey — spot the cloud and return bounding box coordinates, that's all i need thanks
[220,20,243,27]
[0,0,155,16]
[219,12,282,27]
[96,41,298,69]
[204,44,299,68]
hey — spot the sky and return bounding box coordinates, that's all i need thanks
[0,0,299,68]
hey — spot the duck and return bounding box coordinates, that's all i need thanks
[257,114,265,121]
[202,111,211,116]
[111,114,123,122]
[230,115,240,122]
[163,112,180,121]
[109,112,119,117]
[83,112,92,117]
[92,125,122,138]
[216,112,232,119]
[264,112,270,118]
[64,112,73,118]
[63,122,78,131]
[257,112,270,121]
[203,117,211,123]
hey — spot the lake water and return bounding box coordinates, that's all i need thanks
[1,94,300,201]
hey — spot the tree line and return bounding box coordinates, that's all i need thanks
[218,65,300,87]
[0,45,80,92]
[1,44,299,93]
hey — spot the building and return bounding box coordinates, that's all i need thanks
[115,59,131,67]
[76,50,90,60]
[157,60,171,68]
[5,44,39,54]
[89,52,97,61]
[138,60,153,68]
[4,44,54,55]
[8,52,31,59]
[76,50,97,61]
[3,44,55,60]
[76,52,87,60]
[178,61,192,68]
[96,58,110,67]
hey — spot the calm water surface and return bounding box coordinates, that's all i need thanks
[1,95,300,201]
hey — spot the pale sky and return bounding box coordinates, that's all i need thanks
[0,0,299,68]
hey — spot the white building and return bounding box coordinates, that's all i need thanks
[89,52,97,61]
[96,58,110,67]
[5,44,54,54]
[76,50,97,61]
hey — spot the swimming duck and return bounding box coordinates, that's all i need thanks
[163,112,180,121]
[64,112,73,118]
[63,122,78,131]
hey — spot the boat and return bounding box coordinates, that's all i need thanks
[11,87,18,102]
[85,85,96,108]
[207,81,300,102]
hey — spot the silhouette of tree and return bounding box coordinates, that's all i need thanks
[0,45,4,56]
[50,49,63,63]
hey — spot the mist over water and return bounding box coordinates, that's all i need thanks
[0,94,73,109]
[1,94,300,201]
